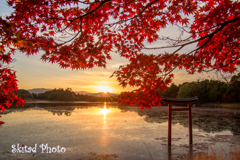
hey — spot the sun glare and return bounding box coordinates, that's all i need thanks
[99,104,110,120]
[97,86,113,93]
[100,105,110,115]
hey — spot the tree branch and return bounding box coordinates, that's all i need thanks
[143,16,240,50]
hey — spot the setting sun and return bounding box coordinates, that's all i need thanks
[97,86,113,93]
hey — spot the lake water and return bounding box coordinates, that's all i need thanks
[1,102,240,160]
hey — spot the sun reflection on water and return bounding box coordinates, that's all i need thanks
[99,103,110,120]
[98,103,111,147]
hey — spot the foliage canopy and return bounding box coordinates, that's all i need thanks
[0,0,239,111]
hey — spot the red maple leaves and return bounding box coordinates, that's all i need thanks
[0,0,239,111]
[0,17,25,124]
[0,68,24,125]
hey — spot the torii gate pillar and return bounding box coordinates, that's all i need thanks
[162,97,198,146]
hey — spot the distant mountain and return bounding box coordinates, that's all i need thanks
[89,92,119,97]
[75,91,119,97]
[28,89,119,97]
[28,88,51,94]
[75,91,93,95]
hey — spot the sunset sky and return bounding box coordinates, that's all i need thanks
[0,2,230,93]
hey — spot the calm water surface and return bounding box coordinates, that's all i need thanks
[1,102,240,160]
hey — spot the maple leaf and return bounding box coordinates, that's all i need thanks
[0,121,5,127]
[0,106,6,112]
[49,31,55,36]
[5,101,11,108]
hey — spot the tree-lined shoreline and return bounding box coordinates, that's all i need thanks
[18,88,119,102]
[18,74,240,106]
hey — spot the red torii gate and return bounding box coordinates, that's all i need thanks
[162,97,198,146]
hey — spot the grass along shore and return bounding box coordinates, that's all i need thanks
[199,103,240,109]
[188,144,240,160]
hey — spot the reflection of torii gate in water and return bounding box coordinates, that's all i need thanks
[162,97,198,146]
